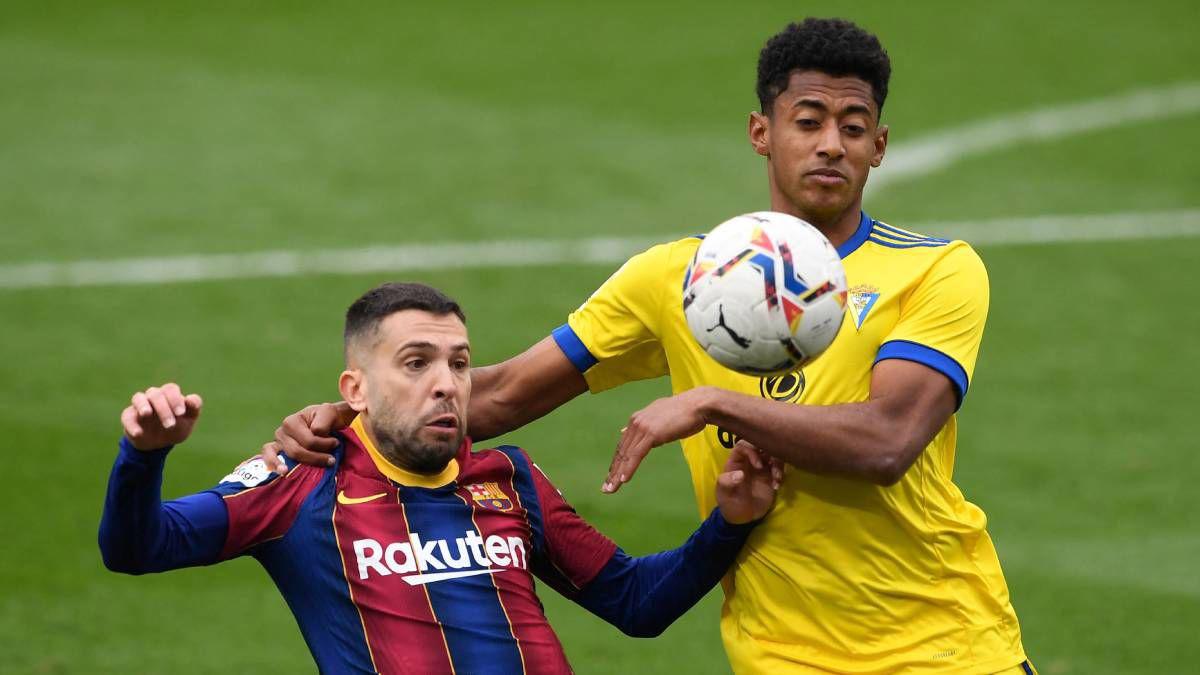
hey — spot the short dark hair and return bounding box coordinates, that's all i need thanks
[756,18,891,116]
[344,282,466,358]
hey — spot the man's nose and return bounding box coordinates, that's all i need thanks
[816,121,845,160]
[430,362,458,400]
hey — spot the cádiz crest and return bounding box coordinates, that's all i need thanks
[847,284,880,331]
[466,482,513,512]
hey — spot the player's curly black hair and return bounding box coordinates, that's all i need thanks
[756,18,891,116]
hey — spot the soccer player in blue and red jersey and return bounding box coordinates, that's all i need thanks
[99,282,778,674]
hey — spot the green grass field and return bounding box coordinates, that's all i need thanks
[2,1,1198,673]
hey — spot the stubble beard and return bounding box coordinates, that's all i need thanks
[368,403,462,475]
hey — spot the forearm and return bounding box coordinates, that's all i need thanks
[98,438,227,574]
[696,387,923,485]
[574,508,755,637]
[466,363,525,441]
[468,337,588,441]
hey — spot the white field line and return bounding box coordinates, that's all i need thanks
[870,80,1200,192]
[1,210,1198,289]
[3,82,1199,290]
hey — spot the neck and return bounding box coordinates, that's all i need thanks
[768,190,864,250]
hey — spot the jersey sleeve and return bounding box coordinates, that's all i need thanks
[99,438,230,574]
[203,453,325,559]
[524,457,619,591]
[875,243,990,408]
[553,242,677,393]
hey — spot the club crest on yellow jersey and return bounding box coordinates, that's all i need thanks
[847,284,880,331]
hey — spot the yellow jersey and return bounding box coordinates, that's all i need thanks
[552,212,1026,674]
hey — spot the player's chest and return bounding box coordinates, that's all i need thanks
[329,471,532,584]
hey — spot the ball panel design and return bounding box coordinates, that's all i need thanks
[683,212,848,376]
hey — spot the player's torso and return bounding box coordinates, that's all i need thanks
[268,445,568,675]
[656,225,1021,671]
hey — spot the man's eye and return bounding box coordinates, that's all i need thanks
[453,360,469,371]
[797,118,820,129]
[406,359,427,370]
[843,125,865,135]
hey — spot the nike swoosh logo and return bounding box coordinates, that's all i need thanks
[337,490,387,505]
[401,569,505,586]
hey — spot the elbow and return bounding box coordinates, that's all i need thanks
[100,548,146,576]
[99,532,148,575]
[619,617,668,639]
[866,442,923,487]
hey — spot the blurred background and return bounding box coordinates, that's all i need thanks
[2,1,1198,672]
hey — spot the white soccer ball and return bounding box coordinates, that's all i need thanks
[683,211,848,376]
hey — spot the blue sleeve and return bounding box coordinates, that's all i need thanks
[98,437,229,574]
[572,508,756,637]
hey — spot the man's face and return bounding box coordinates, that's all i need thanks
[749,70,888,225]
[347,310,471,473]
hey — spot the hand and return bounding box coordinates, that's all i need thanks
[121,383,203,451]
[260,402,354,475]
[603,388,713,494]
[715,441,781,524]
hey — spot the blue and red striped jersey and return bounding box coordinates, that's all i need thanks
[100,415,755,674]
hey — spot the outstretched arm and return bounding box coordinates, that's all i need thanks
[572,508,751,637]
[99,383,228,574]
[537,442,778,637]
[605,359,956,490]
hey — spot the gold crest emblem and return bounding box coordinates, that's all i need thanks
[847,284,880,331]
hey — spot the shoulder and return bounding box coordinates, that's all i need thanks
[866,219,987,275]
[471,444,534,476]
[472,445,560,492]
[604,236,703,287]
[207,450,328,500]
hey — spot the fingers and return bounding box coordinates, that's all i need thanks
[603,424,652,493]
[731,440,764,470]
[143,386,177,429]
[182,393,204,417]
[261,441,288,476]
[717,469,745,489]
[274,425,335,468]
[124,383,202,452]
[131,391,153,417]
[728,440,782,490]
[161,382,186,417]
[121,405,143,438]
[282,411,340,454]
[308,403,345,435]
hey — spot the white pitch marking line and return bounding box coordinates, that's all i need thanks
[3,82,1199,290]
[1,210,1198,289]
[870,80,1200,192]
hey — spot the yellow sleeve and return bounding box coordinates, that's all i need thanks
[552,243,675,393]
[875,243,989,408]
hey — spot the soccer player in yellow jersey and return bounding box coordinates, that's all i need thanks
[269,17,1034,674]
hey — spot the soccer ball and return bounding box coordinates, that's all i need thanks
[683,211,848,376]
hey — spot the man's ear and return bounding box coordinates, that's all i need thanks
[871,124,888,168]
[339,369,368,413]
[748,111,771,157]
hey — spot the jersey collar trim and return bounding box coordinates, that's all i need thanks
[349,415,461,488]
[836,211,873,259]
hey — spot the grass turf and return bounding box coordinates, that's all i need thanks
[1,1,1197,672]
